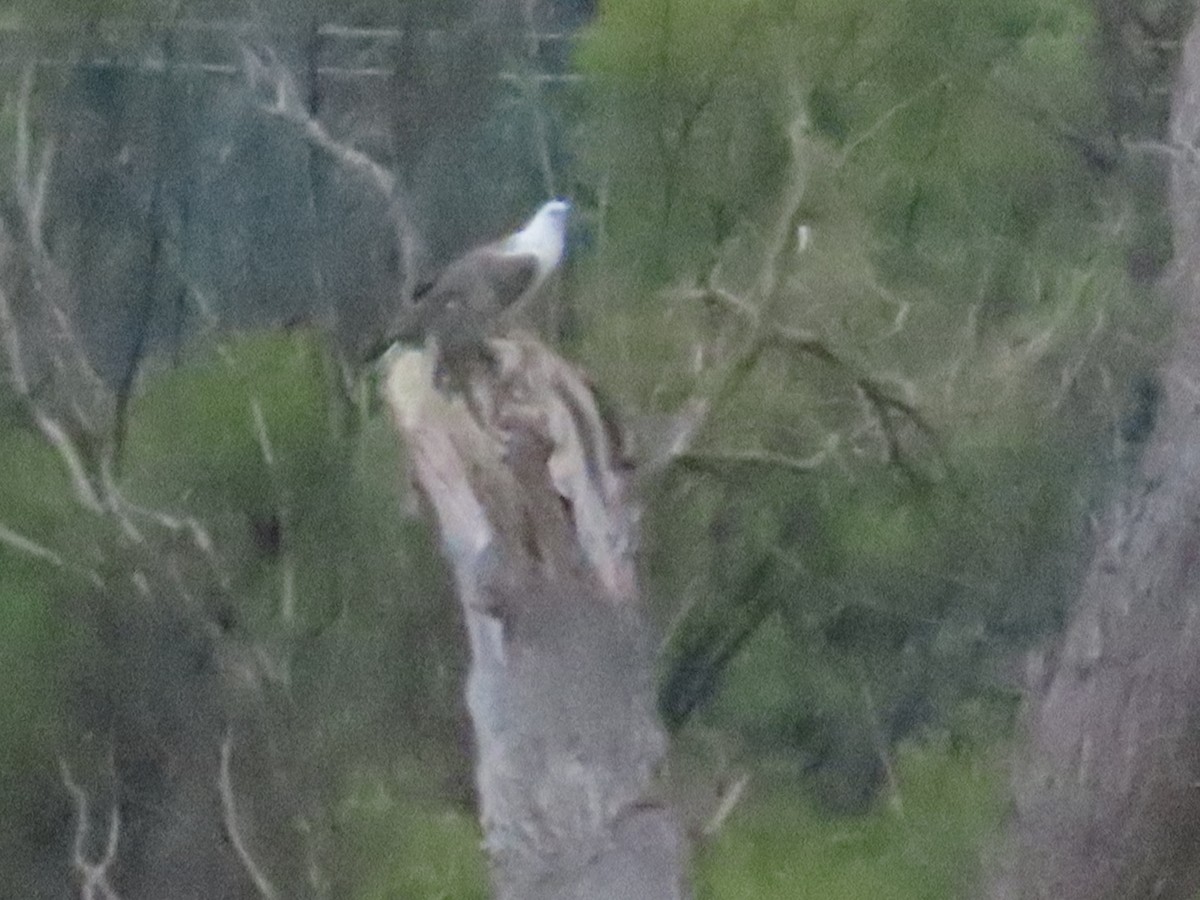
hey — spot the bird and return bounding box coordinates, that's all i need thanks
[374,199,572,382]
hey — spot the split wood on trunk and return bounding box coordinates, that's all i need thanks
[381,335,690,900]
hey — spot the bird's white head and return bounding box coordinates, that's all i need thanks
[505,199,571,272]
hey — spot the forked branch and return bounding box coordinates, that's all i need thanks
[60,759,123,900]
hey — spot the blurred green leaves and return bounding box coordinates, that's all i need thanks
[0,415,99,771]
[0,559,68,770]
[336,765,488,900]
[123,330,342,513]
[695,743,1006,898]
[576,0,1169,807]
[0,328,467,896]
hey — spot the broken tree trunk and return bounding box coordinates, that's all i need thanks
[381,336,690,900]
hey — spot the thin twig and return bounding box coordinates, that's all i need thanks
[0,275,30,396]
[12,67,110,433]
[243,45,395,196]
[240,44,426,303]
[30,414,104,513]
[646,112,813,469]
[688,275,943,478]
[860,681,904,817]
[60,759,124,900]
[0,56,583,81]
[676,442,835,478]
[0,520,64,567]
[249,398,276,468]
[701,772,749,839]
[839,76,947,165]
[219,730,281,900]
[15,63,57,256]
[98,473,232,590]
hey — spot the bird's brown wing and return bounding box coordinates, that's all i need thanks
[366,248,538,362]
[423,250,539,347]
[474,251,540,312]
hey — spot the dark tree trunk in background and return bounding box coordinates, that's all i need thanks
[381,338,690,900]
[986,10,1200,899]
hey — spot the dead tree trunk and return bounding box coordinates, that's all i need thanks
[381,336,690,900]
[985,11,1200,900]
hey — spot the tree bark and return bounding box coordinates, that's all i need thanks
[381,337,690,900]
[986,10,1200,899]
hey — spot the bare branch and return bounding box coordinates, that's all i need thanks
[242,45,395,197]
[673,284,760,325]
[1123,137,1200,168]
[14,62,57,259]
[239,45,426,303]
[0,519,63,567]
[95,473,231,590]
[664,82,936,485]
[700,772,749,839]
[661,106,813,456]
[13,63,32,207]
[219,730,281,900]
[675,441,836,479]
[768,323,943,476]
[0,267,30,397]
[249,397,276,468]
[97,461,145,543]
[754,105,813,314]
[30,413,104,513]
[839,76,948,165]
[679,271,943,480]
[0,467,103,585]
[44,299,109,423]
[10,71,109,437]
[60,759,123,900]
[628,396,710,477]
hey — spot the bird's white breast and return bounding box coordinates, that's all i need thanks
[503,202,569,276]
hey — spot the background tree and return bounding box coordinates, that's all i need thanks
[571,0,1171,814]
[985,3,1200,896]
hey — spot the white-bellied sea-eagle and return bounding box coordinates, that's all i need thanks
[378,199,571,374]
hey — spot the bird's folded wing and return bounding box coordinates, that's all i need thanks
[473,250,541,311]
[367,246,541,360]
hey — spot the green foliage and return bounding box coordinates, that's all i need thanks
[118,331,358,633]
[695,743,1006,898]
[120,329,465,754]
[0,419,101,770]
[576,0,791,282]
[0,425,100,891]
[331,740,1003,900]
[336,765,488,900]
[0,329,473,895]
[655,414,1087,801]
[0,561,68,770]
[576,0,1110,286]
[327,740,1006,900]
[0,421,86,551]
[124,331,342,510]
[577,0,1169,807]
